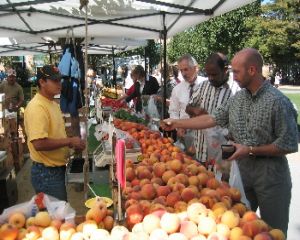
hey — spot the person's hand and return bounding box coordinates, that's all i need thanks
[160,118,177,131]
[227,143,250,161]
[186,105,207,117]
[69,137,86,151]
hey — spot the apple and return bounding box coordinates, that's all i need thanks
[8,212,26,229]
[25,225,41,240]
[0,224,18,240]
[81,220,98,239]
[26,217,35,228]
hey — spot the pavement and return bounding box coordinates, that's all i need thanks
[286,145,300,240]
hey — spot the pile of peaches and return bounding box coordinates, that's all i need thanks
[0,200,114,240]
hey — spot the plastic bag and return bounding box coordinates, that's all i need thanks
[146,95,160,119]
[58,48,72,76]
[229,160,251,208]
[204,126,228,165]
[0,193,76,224]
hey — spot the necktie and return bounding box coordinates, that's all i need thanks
[189,83,194,98]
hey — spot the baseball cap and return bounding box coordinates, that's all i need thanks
[37,65,62,81]
[7,68,16,76]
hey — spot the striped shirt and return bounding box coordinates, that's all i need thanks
[189,77,240,162]
[212,81,298,153]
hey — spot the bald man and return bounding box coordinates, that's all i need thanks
[161,48,298,236]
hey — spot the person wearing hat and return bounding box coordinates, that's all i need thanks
[0,67,24,112]
[24,65,86,201]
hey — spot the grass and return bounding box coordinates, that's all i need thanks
[284,93,300,125]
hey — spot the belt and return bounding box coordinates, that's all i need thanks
[32,161,66,169]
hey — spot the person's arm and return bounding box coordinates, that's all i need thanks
[185,104,207,117]
[117,93,128,102]
[126,82,140,102]
[16,87,24,109]
[31,136,86,151]
[161,114,216,131]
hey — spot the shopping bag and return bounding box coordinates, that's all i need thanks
[71,56,81,79]
[0,193,76,224]
[58,47,72,76]
[146,95,160,119]
[229,160,251,208]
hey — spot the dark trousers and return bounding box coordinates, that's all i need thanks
[31,161,67,201]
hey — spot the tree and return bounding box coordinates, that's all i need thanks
[245,0,300,83]
[167,1,261,66]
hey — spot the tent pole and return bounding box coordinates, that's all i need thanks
[162,13,167,118]
[83,2,89,200]
[112,47,117,92]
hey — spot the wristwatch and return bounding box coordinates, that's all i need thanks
[249,146,254,156]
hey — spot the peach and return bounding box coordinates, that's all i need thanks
[231,203,247,217]
[138,168,152,180]
[160,212,180,234]
[140,178,151,186]
[172,183,186,193]
[221,195,233,209]
[149,228,168,240]
[269,229,286,240]
[140,200,152,215]
[26,216,35,228]
[187,203,208,223]
[167,177,178,188]
[229,226,243,240]
[176,173,189,186]
[42,226,59,240]
[126,204,144,228]
[197,215,217,235]
[131,178,140,187]
[34,211,51,228]
[166,191,182,207]
[242,211,259,222]
[142,214,161,234]
[188,175,200,186]
[50,219,62,230]
[156,185,172,197]
[125,167,136,181]
[141,183,156,200]
[129,191,142,200]
[168,232,188,240]
[174,201,188,212]
[229,187,241,202]
[153,162,166,177]
[197,172,208,187]
[212,202,228,211]
[181,188,198,202]
[8,212,26,229]
[153,196,167,206]
[0,225,19,240]
[111,226,129,240]
[86,207,104,224]
[81,220,98,239]
[151,177,164,186]
[25,225,42,240]
[103,215,114,231]
[253,232,273,240]
[186,163,200,175]
[221,210,240,229]
[59,222,76,240]
[206,178,220,189]
[216,223,230,238]
[207,232,227,240]
[180,220,198,239]
[90,229,110,240]
[242,220,264,238]
[169,159,183,173]
[199,195,217,209]
[162,170,176,184]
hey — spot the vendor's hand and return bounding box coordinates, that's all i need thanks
[160,118,177,131]
[227,143,250,161]
[176,128,186,138]
[69,137,86,151]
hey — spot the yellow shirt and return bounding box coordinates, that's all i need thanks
[24,93,69,167]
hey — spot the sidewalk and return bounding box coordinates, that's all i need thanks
[279,85,300,90]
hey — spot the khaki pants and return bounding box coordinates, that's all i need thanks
[237,156,291,236]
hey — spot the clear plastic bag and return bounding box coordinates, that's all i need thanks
[0,193,76,224]
[229,160,251,208]
[146,95,160,119]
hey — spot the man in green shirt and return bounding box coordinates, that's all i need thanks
[0,68,24,111]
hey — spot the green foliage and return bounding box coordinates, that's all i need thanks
[167,1,261,66]
[245,0,300,82]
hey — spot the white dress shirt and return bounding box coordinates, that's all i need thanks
[168,76,206,119]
